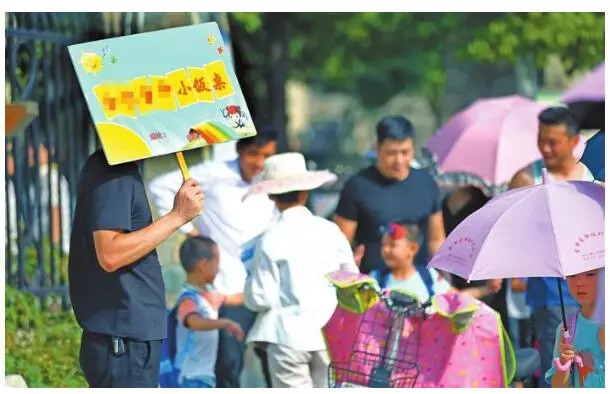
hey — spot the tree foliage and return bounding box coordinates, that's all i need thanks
[231,12,604,110]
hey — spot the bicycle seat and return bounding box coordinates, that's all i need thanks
[513,348,540,381]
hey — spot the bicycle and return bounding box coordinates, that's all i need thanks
[328,284,430,388]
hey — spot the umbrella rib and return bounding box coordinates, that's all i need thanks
[541,183,564,277]
[468,186,537,281]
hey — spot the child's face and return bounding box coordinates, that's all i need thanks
[195,246,220,284]
[566,268,599,307]
[381,235,419,270]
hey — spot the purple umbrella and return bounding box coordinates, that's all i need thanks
[428,176,604,281]
[426,95,547,186]
[429,173,604,386]
[561,62,605,130]
[562,62,605,103]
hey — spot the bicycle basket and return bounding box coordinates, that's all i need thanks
[328,301,424,388]
[329,351,419,388]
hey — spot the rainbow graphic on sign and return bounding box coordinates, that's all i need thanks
[68,23,256,165]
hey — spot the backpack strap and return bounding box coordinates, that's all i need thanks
[371,269,389,289]
[173,289,201,371]
[416,265,435,299]
[373,267,434,299]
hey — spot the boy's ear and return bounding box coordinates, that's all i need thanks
[410,241,420,254]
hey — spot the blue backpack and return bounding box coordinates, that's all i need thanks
[371,265,435,300]
[158,289,199,388]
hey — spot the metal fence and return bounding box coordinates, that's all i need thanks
[4,12,142,308]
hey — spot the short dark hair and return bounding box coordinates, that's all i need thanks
[179,236,217,273]
[269,190,302,204]
[236,124,278,151]
[376,115,415,144]
[538,107,580,137]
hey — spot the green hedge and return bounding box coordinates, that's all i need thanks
[5,286,87,388]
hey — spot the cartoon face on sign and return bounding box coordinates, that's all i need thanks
[222,105,247,128]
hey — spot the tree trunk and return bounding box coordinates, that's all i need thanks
[263,13,289,152]
[227,13,259,122]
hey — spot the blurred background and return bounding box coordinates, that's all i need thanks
[4,12,605,387]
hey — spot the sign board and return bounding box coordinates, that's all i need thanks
[68,22,256,165]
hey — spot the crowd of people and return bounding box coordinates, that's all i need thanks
[67,106,604,388]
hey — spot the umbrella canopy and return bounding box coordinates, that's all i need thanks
[562,62,605,103]
[427,95,547,186]
[561,63,605,130]
[428,179,604,281]
[580,129,604,181]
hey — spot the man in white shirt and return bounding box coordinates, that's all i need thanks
[244,152,359,388]
[148,128,278,388]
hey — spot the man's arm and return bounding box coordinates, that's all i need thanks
[334,214,358,244]
[427,211,446,257]
[333,177,360,244]
[333,225,360,272]
[509,167,534,190]
[94,178,203,272]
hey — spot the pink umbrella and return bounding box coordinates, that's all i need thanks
[427,95,547,186]
[428,174,604,385]
[428,177,604,281]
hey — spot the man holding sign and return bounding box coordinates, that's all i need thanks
[69,149,204,387]
[67,22,266,388]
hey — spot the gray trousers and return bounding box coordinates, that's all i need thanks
[267,343,329,388]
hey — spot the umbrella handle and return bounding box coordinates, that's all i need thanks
[553,357,573,372]
[556,278,577,386]
[553,329,584,372]
[553,355,583,372]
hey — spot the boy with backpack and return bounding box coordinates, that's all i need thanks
[160,236,244,388]
[371,222,500,303]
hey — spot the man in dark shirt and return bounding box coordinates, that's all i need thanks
[334,115,446,274]
[69,149,203,387]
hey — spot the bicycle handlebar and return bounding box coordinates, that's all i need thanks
[359,284,431,316]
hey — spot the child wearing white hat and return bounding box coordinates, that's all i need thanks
[244,152,359,388]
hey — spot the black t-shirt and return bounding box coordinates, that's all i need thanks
[68,150,166,341]
[441,189,508,330]
[335,165,441,274]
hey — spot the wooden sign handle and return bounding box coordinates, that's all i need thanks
[175,152,190,181]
